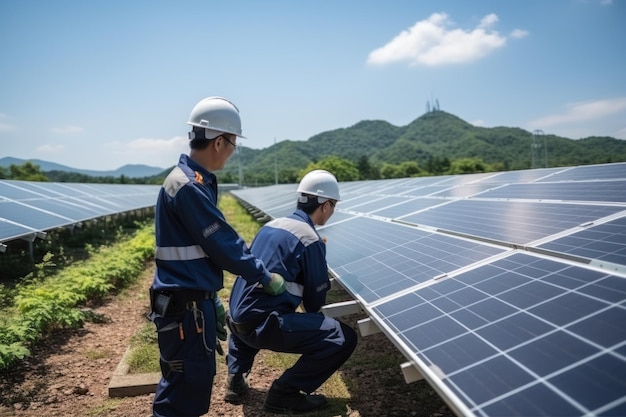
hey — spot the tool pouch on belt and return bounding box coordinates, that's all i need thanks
[150,288,174,317]
[150,288,215,318]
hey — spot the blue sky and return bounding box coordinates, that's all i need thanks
[1,0,624,171]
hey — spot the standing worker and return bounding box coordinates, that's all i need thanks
[225,169,358,414]
[149,96,286,417]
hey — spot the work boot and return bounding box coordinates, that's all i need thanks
[263,380,328,414]
[224,373,250,404]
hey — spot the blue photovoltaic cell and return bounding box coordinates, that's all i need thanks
[370,198,445,218]
[0,211,36,241]
[398,199,622,245]
[339,195,410,213]
[536,162,626,182]
[0,201,76,230]
[538,216,626,265]
[481,167,565,185]
[479,180,626,202]
[548,354,626,411]
[481,382,581,417]
[370,252,626,416]
[322,216,503,304]
[401,185,456,197]
[430,183,499,198]
[508,331,599,376]
[449,355,536,408]
[0,180,160,243]
[20,198,107,221]
[338,194,380,210]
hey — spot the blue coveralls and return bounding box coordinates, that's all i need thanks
[151,154,272,417]
[226,209,358,394]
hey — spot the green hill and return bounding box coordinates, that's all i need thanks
[220,110,626,184]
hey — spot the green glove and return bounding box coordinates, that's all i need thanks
[215,298,227,341]
[263,273,286,296]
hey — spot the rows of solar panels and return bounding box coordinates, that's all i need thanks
[232,162,626,417]
[0,180,161,248]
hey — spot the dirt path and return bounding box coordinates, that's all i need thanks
[0,265,453,417]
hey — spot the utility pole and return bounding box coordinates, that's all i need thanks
[274,137,278,184]
[237,145,243,186]
[531,129,548,169]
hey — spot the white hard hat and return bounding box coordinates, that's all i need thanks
[297,170,341,201]
[187,96,246,138]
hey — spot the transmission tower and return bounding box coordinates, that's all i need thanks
[531,129,548,169]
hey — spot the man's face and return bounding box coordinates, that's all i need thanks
[215,134,237,169]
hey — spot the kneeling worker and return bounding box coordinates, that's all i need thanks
[225,169,358,413]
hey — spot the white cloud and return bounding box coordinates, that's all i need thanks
[0,122,16,132]
[529,97,626,128]
[471,119,486,127]
[510,29,529,39]
[125,136,188,153]
[36,144,65,154]
[102,136,188,168]
[367,12,511,67]
[528,97,626,139]
[0,113,16,131]
[50,125,84,134]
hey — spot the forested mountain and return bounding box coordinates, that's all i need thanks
[220,110,626,184]
[3,110,625,185]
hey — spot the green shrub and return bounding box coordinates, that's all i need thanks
[0,220,155,370]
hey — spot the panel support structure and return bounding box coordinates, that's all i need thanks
[357,317,381,337]
[321,300,361,318]
[401,362,424,383]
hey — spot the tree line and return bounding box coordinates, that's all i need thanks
[0,162,161,184]
[1,154,501,185]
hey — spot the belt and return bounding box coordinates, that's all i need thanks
[172,289,215,302]
[162,290,215,315]
[227,315,266,335]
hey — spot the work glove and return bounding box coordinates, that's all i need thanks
[215,298,227,341]
[263,273,286,296]
[216,340,224,356]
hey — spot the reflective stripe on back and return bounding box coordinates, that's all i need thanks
[266,217,319,247]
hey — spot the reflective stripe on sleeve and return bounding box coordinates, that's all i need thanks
[155,245,208,261]
[285,281,304,297]
[255,280,304,297]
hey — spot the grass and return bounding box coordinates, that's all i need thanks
[127,320,159,374]
[87,398,124,417]
[85,348,111,361]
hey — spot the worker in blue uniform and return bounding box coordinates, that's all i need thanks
[149,96,286,417]
[225,169,358,414]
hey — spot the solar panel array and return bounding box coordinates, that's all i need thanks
[232,162,626,417]
[0,180,161,246]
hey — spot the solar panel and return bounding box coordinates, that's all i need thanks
[399,200,622,245]
[230,162,626,417]
[538,216,626,266]
[0,180,161,245]
[479,180,626,202]
[537,163,626,182]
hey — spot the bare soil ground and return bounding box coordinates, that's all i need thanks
[0,267,455,417]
